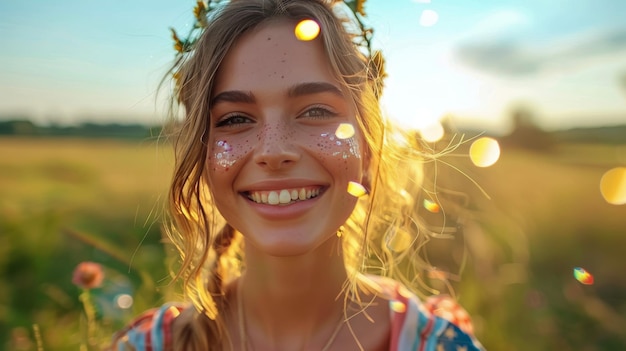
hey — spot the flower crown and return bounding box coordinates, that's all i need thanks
[169,0,387,98]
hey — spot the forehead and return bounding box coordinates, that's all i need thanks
[213,19,338,94]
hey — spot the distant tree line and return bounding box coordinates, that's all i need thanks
[1,116,624,144]
[0,119,161,140]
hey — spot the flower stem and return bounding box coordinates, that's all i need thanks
[79,290,97,350]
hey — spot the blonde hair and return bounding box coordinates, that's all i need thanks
[165,0,435,349]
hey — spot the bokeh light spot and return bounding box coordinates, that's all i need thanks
[419,10,439,27]
[335,123,355,139]
[573,267,594,285]
[294,19,320,41]
[390,300,407,313]
[470,137,500,167]
[115,294,134,309]
[419,121,445,143]
[347,181,367,198]
[385,227,412,252]
[600,167,626,205]
[423,199,440,213]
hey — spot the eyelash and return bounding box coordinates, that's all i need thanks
[214,105,337,127]
[300,105,337,119]
[215,114,254,128]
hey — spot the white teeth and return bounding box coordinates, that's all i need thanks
[279,190,291,204]
[247,187,322,205]
[268,191,279,205]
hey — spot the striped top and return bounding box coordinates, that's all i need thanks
[111,278,485,351]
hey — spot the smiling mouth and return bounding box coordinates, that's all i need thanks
[244,186,323,206]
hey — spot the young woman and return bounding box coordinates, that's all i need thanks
[111,0,485,350]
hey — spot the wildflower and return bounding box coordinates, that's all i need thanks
[72,261,104,289]
[170,28,185,53]
[193,0,208,28]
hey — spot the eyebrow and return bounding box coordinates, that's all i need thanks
[287,82,344,98]
[210,90,255,106]
[210,82,344,106]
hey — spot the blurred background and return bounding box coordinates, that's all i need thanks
[1,0,625,350]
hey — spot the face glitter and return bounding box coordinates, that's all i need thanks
[319,127,361,161]
[213,140,238,169]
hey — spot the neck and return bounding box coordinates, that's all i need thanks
[238,237,348,349]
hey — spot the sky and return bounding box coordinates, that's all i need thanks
[0,0,625,133]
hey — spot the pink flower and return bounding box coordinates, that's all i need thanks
[72,262,104,289]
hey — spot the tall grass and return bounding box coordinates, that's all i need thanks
[1,137,625,350]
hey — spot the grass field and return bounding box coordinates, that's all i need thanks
[1,136,625,350]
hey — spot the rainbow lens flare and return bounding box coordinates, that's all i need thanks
[294,19,320,41]
[347,181,368,198]
[573,267,594,285]
[469,137,500,167]
[423,199,440,213]
[335,123,355,139]
[600,167,626,205]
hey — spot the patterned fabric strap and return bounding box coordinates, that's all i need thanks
[110,304,184,351]
[110,278,485,351]
[383,278,485,351]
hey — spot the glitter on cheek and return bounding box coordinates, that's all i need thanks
[316,128,361,161]
[211,139,253,171]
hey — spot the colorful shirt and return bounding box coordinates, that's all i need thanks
[111,278,485,350]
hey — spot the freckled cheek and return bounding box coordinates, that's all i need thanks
[303,130,363,178]
[207,138,255,173]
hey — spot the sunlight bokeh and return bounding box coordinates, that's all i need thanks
[294,19,320,41]
[469,137,501,167]
[600,167,626,205]
[419,10,439,27]
[335,122,356,140]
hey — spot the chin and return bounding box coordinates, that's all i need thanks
[243,227,338,257]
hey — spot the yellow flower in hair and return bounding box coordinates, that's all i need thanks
[170,28,185,53]
[344,0,367,17]
[194,0,208,27]
[356,0,366,16]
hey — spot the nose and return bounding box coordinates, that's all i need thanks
[252,122,301,170]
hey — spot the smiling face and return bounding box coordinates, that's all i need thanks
[207,19,365,256]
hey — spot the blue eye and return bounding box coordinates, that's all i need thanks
[215,114,254,127]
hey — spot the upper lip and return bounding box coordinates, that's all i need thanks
[238,179,328,192]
